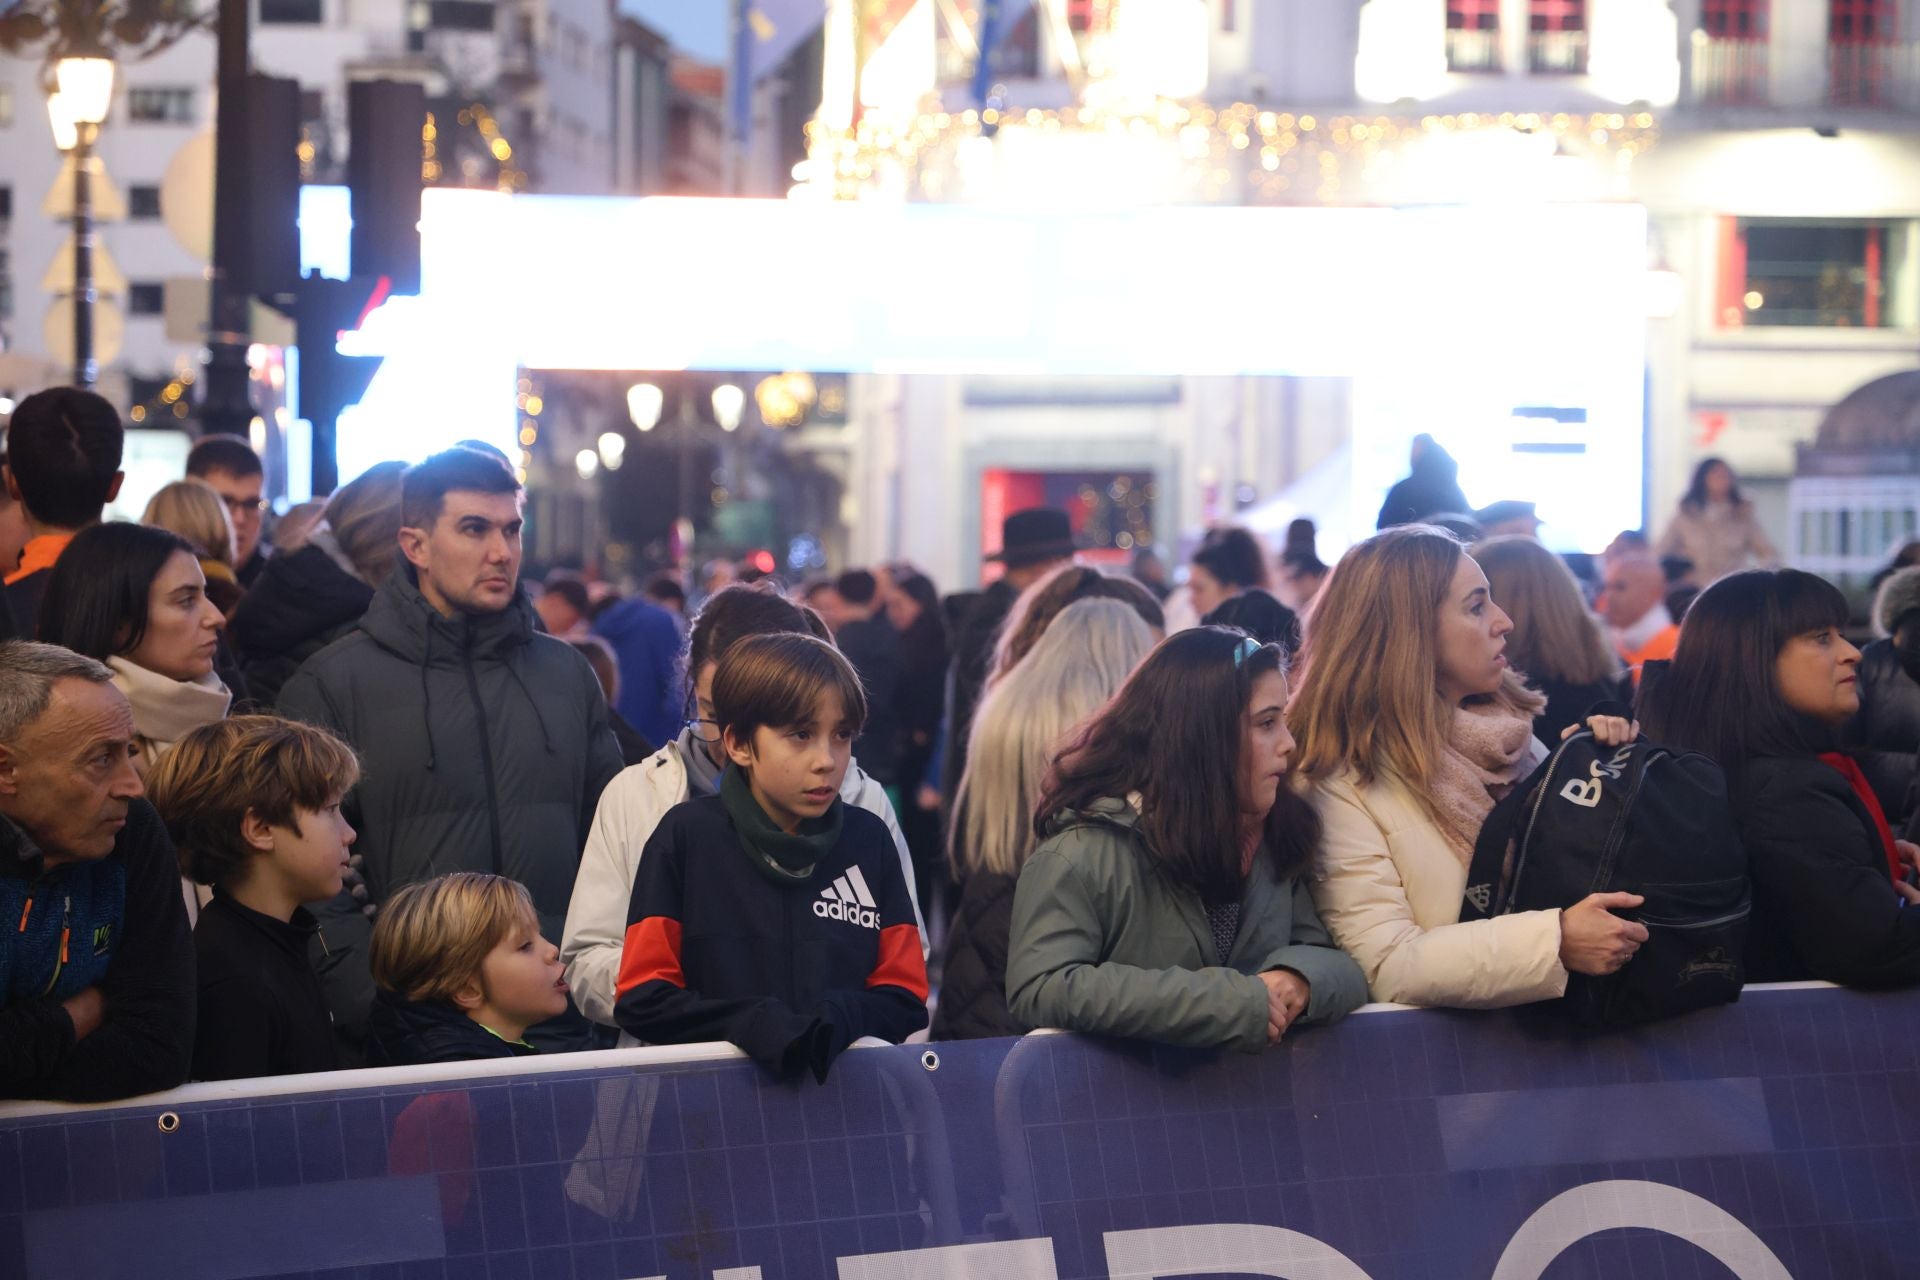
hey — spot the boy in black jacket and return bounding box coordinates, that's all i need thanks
[147,716,361,1081]
[616,632,929,1079]
[367,872,570,1065]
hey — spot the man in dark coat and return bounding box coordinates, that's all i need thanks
[0,642,194,1101]
[828,569,903,788]
[280,448,624,1058]
[1377,433,1473,530]
[229,536,375,709]
[939,508,1077,808]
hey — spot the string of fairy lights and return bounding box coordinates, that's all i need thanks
[803,102,1660,203]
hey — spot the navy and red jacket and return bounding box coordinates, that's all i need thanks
[614,794,929,1080]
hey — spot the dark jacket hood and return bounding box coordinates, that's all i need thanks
[230,544,374,658]
[365,988,534,1066]
[1042,796,1141,838]
[358,566,537,668]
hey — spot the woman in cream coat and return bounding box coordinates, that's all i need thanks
[1287,525,1646,1008]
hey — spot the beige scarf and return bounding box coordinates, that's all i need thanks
[1431,703,1539,866]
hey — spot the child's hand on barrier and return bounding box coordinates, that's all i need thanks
[1260,969,1311,1044]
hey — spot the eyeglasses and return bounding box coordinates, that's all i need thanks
[220,495,266,515]
[685,718,722,744]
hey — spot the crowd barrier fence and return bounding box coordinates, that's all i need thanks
[0,982,1912,1279]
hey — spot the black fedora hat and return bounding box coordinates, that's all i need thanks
[987,507,1077,567]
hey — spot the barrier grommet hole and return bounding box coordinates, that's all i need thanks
[920,1049,940,1071]
[157,1112,180,1134]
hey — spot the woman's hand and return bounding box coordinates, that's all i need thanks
[1259,969,1311,1043]
[1563,716,1639,747]
[1559,892,1650,975]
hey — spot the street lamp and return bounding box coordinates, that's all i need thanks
[626,382,663,433]
[711,383,745,432]
[48,54,114,389]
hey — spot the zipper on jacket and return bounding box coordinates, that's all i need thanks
[41,893,71,996]
[461,634,507,875]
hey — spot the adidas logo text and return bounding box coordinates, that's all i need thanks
[814,866,881,929]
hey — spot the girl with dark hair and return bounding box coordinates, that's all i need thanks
[561,582,926,1040]
[1654,457,1778,585]
[39,522,231,779]
[1640,569,1920,987]
[1004,627,1366,1048]
[1186,526,1273,618]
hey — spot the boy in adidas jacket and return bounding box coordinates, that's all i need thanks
[615,633,928,1080]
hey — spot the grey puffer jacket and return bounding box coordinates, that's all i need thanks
[279,568,624,1050]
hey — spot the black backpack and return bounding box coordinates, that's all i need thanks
[1460,729,1750,1028]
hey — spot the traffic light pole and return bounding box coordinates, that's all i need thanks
[201,0,254,438]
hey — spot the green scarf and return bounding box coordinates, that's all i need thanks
[720,765,844,885]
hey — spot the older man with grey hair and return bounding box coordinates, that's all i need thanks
[0,641,193,1101]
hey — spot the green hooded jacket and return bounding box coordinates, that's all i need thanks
[1005,798,1367,1050]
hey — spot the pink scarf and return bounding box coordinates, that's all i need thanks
[1431,704,1539,866]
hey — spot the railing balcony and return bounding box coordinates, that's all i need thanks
[1527,29,1588,75]
[1828,40,1918,109]
[1445,28,1501,74]
[1693,36,1769,105]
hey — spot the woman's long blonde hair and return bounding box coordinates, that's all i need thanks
[142,478,236,565]
[951,598,1155,878]
[1288,526,1541,802]
[1471,535,1619,686]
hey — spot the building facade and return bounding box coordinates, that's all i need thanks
[796,0,1920,585]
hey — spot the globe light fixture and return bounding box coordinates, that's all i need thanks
[597,430,627,470]
[55,56,115,124]
[711,383,745,432]
[626,382,663,433]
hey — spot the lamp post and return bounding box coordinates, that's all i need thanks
[3,0,208,390]
[48,56,114,389]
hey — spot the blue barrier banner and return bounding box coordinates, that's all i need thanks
[1,984,1915,1279]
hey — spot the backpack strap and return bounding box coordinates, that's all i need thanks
[1458,753,1558,922]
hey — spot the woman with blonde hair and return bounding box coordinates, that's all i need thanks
[934,598,1156,1039]
[229,461,407,708]
[143,478,243,614]
[1471,535,1627,744]
[1288,525,1646,1009]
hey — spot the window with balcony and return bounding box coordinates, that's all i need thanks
[128,88,195,124]
[1829,0,1899,105]
[430,0,495,32]
[1528,0,1587,74]
[1722,217,1918,329]
[129,185,162,219]
[1446,0,1501,73]
[128,283,166,316]
[259,0,323,23]
[1696,0,1770,103]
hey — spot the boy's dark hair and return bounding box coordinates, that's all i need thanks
[5,387,125,529]
[37,522,197,660]
[834,569,878,607]
[1639,569,1851,791]
[185,434,263,480]
[686,582,814,683]
[1190,525,1271,591]
[642,572,686,608]
[1202,588,1300,654]
[401,447,521,531]
[1038,627,1318,903]
[713,632,867,751]
[541,573,590,616]
[145,715,361,886]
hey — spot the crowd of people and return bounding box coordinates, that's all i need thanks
[3,385,1919,1106]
